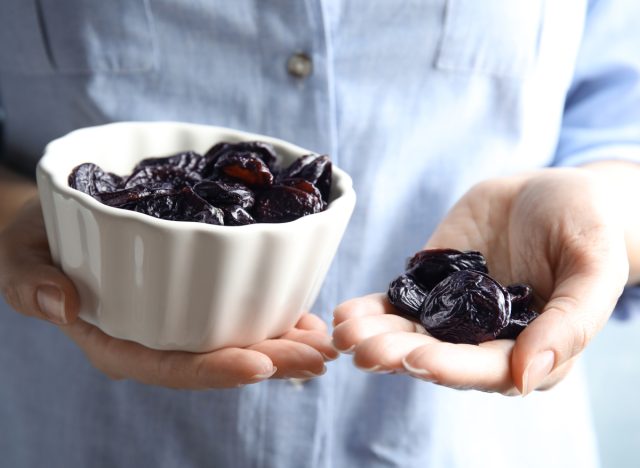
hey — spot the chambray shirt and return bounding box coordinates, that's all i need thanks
[1,1,640,467]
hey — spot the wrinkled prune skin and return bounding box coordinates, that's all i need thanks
[255,185,325,223]
[420,270,511,345]
[95,184,176,208]
[280,154,332,202]
[124,151,205,189]
[221,205,256,226]
[203,141,279,178]
[496,284,539,339]
[69,140,331,225]
[131,186,224,225]
[387,249,538,344]
[496,308,539,340]
[406,249,488,292]
[193,180,255,209]
[387,274,428,320]
[68,163,122,196]
[214,151,274,187]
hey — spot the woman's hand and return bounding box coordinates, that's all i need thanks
[333,168,629,396]
[0,200,337,389]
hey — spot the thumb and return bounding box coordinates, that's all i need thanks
[510,264,626,396]
[0,200,80,324]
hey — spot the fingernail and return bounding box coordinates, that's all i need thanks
[355,363,392,374]
[321,350,339,361]
[402,357,435,381]
[251,366,278,380]
[522,351,555,396]
[331,341,355,354]
[36,285,66,324]
[301,364,327,378]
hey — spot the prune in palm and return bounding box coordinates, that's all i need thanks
[387,274,428,320]
[407,249,488,292]
[420,270,510,344]
[496,284,539,339]
[68,163,122,196]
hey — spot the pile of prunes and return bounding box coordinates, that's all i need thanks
[387,249,539,344]
[68,141,332,225]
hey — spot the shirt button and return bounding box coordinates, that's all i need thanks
[287,52,313,79]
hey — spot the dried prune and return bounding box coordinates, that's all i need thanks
[420,270,510,345]
[68,163,122,196]
[386,249,538,344]
[203,141,279,178]
[125,151,205,189]
[69,140,332,225]
[221,205,256,226]
[387,274,428,320]
[496,308,539,340]
[95,184,176,208]
[406,249,488,292]
[131,186,224,225]
[193,180,255,209]
[255,185,325,223]
[280,154,332,202]
[214,152,274,187]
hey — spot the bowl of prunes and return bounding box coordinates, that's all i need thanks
[36,122,356,352]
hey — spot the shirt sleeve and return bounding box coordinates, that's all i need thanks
[553,0,640,168]
[553,0,640,319]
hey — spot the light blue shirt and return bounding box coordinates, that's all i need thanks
[1,1,639,467]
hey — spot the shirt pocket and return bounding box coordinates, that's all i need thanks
[0,0,155,75]
[435,0,545,78]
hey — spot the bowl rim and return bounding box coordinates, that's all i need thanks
[37,121,356,233]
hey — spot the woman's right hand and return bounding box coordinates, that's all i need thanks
[0,200,337,389]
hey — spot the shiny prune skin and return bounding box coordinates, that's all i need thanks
[406,249,488,292]
[124,151,205,189]
[280,154,332,202]
[387,274,428,320]
[130,186,224,225]
[68,163,122,196]
[255,185,325,223]
[95,184,176,208]
[420,270,510,345]
[193,180,255,209]
[69,140,331,225]
[203,141,279,177]
[214,152,274,186]
[496,308,539,340]
[221,205,256,226]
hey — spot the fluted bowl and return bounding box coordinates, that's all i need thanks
[36,122,356,352]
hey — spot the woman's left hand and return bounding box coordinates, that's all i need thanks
[332,168,629,396]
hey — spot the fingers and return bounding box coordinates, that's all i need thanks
[281,327,339,360]
[332,313,426,353]
[0,200,80,324]
[248,338,327,378]
[402,339,517,394]
[332,293,395,327]
[351,332,438,371]
[511,267,625,395]
[295,313,328,333]
[60,319,277,389]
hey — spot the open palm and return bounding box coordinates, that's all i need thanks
[333,168,628,395]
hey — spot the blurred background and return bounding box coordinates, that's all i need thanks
[584,315,640,468]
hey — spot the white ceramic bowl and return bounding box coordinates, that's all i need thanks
[36,122,355,352]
